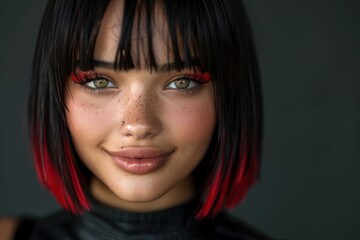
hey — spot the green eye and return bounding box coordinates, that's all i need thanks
[165,77,201,92]
[93,79,109,88]
[85,79,115,89]
[173,79,190,89]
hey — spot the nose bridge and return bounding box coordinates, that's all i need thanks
[121,89,160,139]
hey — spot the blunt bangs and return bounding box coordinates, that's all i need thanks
[29,0,262,219]
[71,0,232,73]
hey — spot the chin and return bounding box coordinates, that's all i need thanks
[115,187,168,203]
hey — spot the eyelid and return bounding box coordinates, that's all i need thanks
[166,72,211,85]
[191,72,211,83]
[71,71,113,84]
[71,71,104,84]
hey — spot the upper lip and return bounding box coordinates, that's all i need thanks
[106,147,174,159]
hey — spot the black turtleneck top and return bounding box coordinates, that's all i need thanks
[13,198,273,240]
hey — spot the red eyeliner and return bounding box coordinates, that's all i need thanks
[194,72,211,83]
[71,71,211,84]
[71,71,98,84]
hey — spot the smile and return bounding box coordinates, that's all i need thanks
[106,147,174,174]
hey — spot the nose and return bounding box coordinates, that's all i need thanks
[120,92,162,140]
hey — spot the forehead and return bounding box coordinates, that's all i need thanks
[94,0,173,66]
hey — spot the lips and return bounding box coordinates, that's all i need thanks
[106,147,173,174]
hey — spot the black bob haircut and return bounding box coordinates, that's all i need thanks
[29,0,262,219]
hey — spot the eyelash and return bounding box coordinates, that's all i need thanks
[70,71,211,94]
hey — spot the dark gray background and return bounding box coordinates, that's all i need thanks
[1,1,359,239]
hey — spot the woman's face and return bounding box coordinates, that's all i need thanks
[65,1,216,211]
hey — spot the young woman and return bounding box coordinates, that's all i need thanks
[0,0,270,239]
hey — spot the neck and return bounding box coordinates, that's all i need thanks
[90,175,196,212]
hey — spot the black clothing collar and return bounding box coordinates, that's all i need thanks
[79,197,208,239]
[13,197,273,239]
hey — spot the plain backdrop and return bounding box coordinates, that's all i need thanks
[0,1,359,239]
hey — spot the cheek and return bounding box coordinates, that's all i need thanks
[164,99,216,148]
[65,96,113,147]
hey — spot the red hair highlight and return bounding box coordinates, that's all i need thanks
[32,129,89,214]
[196,146,259,219]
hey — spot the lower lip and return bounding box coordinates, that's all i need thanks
[111,156,169,174]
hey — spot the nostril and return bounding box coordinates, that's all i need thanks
[122,124,154,139]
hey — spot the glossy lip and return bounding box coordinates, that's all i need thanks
[106,147,174,174]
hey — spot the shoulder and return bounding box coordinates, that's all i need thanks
[211,212,274,240]
[0,217,20,240]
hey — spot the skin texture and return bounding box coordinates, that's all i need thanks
[65,1,216,212]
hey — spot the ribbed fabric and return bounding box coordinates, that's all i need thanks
[13,197,273,240]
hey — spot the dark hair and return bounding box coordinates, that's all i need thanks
[29,0,262,219]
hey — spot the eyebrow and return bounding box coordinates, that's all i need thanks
[85,60,195,72]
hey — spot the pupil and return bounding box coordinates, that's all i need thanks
[174,79,189,89]
[94,79,108,88]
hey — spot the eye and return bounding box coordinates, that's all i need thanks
[166,78,199,90]
[85,79,116,89]
[71,71,116,90]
